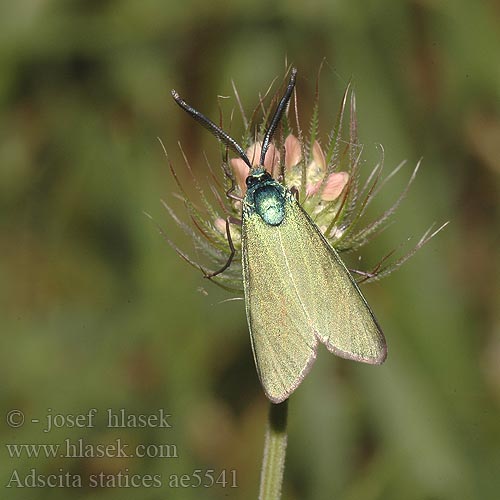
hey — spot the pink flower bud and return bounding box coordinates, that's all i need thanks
[320,172,349,201]
[214,218,227,234]
[284,135,302,169]
[230,158,250,194]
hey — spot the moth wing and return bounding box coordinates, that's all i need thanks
[242,196,386,403]
[287,199,387,364]
[242,204,318,403]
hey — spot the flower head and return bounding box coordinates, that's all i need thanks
[161,71,447,293]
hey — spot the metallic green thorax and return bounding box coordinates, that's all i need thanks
[244,168,286,226]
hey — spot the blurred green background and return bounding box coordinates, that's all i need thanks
[1,1,499,499]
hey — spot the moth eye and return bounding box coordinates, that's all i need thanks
[246,176,256,187]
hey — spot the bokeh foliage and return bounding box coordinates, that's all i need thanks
[1,1,499,499]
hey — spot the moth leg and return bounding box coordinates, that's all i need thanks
[223,161,242,202]
[349,268,379,284]
[349,268,376,277]
[290,186,299,201]
[204,217,236,279]
[349,248,394,283]
[220,146,243,202]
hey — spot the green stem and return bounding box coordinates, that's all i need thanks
[258,399,289,500]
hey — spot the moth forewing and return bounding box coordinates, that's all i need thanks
[242,196,318,403]
[293,200,387,364]
[242,188,386,403]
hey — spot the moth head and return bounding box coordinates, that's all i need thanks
[245,169,273,189]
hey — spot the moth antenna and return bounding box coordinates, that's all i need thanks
[171,89,252,169]
[260,68,297,166]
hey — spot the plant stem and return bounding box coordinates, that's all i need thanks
[258,399,289,500]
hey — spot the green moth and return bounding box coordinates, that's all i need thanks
[172,68,386,403]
